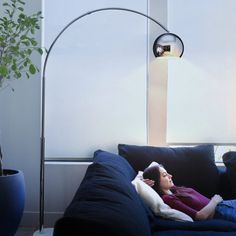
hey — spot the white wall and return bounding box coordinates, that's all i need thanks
[167,0,236,144]
[0,0,42,227]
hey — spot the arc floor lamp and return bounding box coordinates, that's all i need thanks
[33,7,184,236]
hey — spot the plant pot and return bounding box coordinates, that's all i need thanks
[0,169,25,236]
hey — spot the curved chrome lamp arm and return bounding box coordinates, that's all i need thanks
[38,7,184,234]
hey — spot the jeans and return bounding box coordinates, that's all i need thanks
[214,200,236,223]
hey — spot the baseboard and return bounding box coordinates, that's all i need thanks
[20,211,64,228]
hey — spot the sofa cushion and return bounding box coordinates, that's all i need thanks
[93,149,136,180]
[152,218,236,232]
[153,231,236,236]
[223,151,236,198]
[118,144,219,198]
[64,160,151,236]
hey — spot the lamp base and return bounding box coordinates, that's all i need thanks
[33,228,53,236]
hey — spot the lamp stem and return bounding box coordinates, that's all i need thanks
[39,137,45,232]
[39,7,173,233]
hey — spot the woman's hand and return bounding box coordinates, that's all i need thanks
[195,194,223,220]
[211,194,223,204]
[143,178,155,187]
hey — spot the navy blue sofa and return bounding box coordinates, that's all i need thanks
[53,145,236,236]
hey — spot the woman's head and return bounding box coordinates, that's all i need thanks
[143,165,174,195]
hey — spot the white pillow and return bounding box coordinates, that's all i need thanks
[132,172,193,222]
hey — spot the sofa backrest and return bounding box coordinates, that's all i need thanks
[62,150,152,236]
[118,144,220,198]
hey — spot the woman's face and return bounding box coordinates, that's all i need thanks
[159,167,174,191]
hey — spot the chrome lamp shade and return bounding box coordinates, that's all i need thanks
[153,32,184,57]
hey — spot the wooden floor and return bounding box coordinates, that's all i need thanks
[15,227,35,236]
[15,227,54,236]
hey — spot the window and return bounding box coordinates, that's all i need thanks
[166,0,236,157]
[43,1,149,160]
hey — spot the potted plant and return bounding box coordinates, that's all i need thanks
[0,0,42,235]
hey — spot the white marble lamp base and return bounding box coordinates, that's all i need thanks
[33,228,53,236]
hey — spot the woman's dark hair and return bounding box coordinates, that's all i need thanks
[143,165,164,195]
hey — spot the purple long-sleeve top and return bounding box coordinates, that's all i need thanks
[162,186,210,219]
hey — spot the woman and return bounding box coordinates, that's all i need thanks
[143,164,236,222]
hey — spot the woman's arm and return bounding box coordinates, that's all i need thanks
[142,178,155,187]
[195,195,223,220]
[163,195,198,219]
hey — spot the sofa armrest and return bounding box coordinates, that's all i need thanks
[217,166,233,200]
[54,151,152,236]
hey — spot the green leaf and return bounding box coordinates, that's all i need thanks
[37,48,43,55]
[5,9,11,15]
[29,64,36,74]
[23,61,28,67]
[27,48,32,55]
[21,41,30,46]
[0,65,8,77]
[31,39,37,46]
[19,13,25,19]
[10,38,16,43]
[18,0,26,5]
[11,64,17,70]
[15,71,22,78]
[20,35,27,40]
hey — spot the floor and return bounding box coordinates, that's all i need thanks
[15,227,54,236]
[15,227,35,236]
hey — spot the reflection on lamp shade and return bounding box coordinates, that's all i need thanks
[153,33,184,58]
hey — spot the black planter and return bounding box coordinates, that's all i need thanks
[0,169,25,236]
